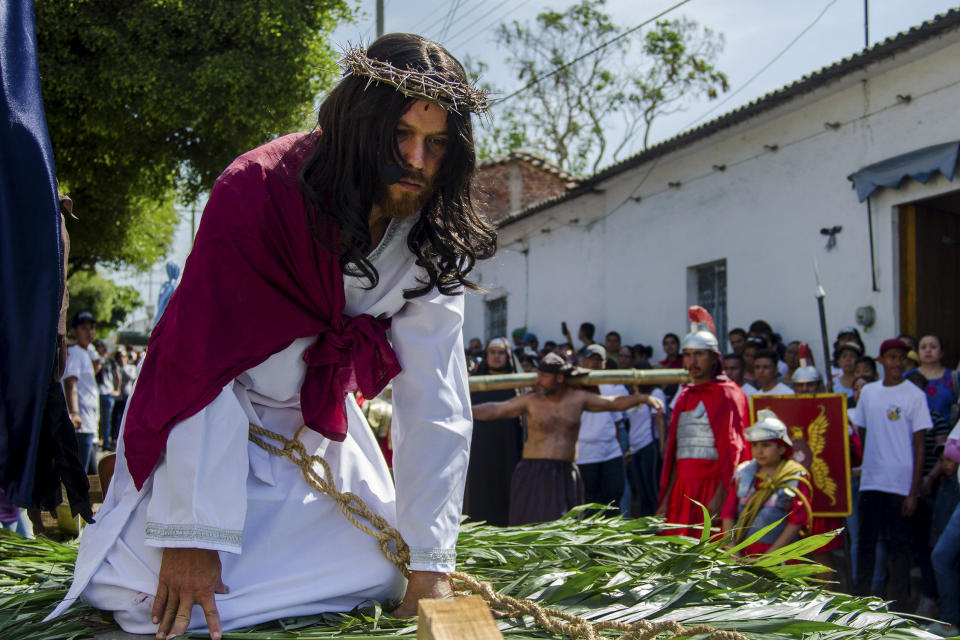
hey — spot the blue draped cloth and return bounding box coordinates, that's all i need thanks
[0,0,64,505]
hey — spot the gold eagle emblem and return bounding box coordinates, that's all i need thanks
[789,405,836,506]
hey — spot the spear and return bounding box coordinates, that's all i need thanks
[814,260,834,392]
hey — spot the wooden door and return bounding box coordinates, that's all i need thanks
[899,199,960,365]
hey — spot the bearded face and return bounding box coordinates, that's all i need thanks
[373,100,447,219]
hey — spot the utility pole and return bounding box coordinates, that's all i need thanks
[863,0,869,48]
[376,0,384,38]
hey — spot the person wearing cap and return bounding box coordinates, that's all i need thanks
[721,409,812,556]
[851,338,932,612]
[576,344,630,512]
[656,307,749,537]
[511,326,528,357]
[61,311,101,472]
[464,338,523,527]
[471,352,664,526]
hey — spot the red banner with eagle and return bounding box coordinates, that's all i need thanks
[750,394,853,517]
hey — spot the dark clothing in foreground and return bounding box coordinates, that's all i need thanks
[0,1,88,514]
[856,490,913,611]
[509,458,585,525]
[630,442,662,517]
[579,457,626,510]
[465,387,523,526]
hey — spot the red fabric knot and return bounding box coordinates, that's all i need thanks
[300,313,402,442]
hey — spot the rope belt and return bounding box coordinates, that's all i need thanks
[248,423,748,640]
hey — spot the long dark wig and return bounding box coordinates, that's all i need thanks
[300,33,496,298]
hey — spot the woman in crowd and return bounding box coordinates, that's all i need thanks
[464,337,524,526]
[658,333,682,369]
[832,342,860,399]
[907,334,957,424]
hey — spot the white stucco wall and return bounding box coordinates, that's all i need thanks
[463,31,960,360]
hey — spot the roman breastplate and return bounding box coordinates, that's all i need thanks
[676,401,717,460]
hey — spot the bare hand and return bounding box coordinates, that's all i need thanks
[902,495,917,517]
[70,414,83,431]
[644,394,665,413]
[391,571,452,618]
[152,548,228,640]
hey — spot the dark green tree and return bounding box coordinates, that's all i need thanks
[65,270,143,336]
[475,0,728,175]
[36,0,353,273]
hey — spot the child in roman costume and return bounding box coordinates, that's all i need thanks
[722,409,812,556]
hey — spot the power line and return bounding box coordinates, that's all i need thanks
[682,0,841,130]
[441,0,466,41]
[446,0,531,51]
[421,0,479,42]
[494,0,696,106]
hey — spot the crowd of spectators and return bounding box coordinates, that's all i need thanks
[465,320,960,635]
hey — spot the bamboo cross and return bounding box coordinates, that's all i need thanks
[381,368,690,398]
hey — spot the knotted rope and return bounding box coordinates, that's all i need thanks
[248,423,748,640]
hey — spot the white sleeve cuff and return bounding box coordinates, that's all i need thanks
[144,522,243,555]
[409,547,457,573]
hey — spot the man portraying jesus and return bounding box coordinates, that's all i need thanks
[48,33,495,640]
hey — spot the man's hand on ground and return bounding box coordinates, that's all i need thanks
[391,570,452,618]
[152,547,228,640]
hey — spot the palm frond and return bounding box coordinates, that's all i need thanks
[0,512,938,639]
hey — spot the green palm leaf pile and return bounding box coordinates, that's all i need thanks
[0,506,940,639]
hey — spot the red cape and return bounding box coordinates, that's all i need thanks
[123,133,401,489]
[658,377,750,506]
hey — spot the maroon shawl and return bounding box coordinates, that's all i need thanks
[123,133,401,489]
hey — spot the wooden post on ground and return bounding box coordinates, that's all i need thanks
[417,595,502,640]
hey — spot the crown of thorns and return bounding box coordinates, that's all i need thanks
[340,47,489,115]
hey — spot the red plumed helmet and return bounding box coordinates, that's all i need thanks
[688,306,715,335]
[682,306,719,351]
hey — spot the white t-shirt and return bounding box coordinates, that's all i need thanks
[741,383,758,398]
[627,387,666,452]
[61,344,99,435]
[577,384,627,465]
[852,380,932,496]
[752,382,795,397]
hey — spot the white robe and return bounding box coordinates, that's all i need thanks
[48,216,473,633]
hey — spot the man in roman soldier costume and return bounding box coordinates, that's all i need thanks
[656,307,750,536]
[48,33,495,639]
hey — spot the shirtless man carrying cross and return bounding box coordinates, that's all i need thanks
[472,353,664,525]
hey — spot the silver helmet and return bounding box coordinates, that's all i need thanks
[792,365,822,384]
[681,306,719,352]
[792,342,821,383]
[744,409,793,448]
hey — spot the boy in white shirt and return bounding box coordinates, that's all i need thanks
[751,349,794,396]
[851,338,931,612]
[61,311,100,472]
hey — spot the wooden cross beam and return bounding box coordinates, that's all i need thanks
[381,368,689,398]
